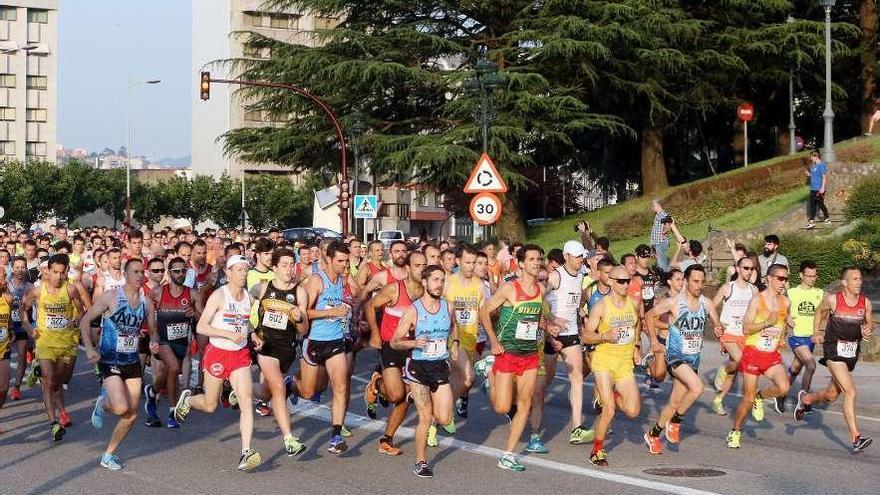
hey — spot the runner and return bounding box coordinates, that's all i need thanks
[440,249,456,275]
[778,261,822,415]
[645,268,684,387]
[581,265,642,467]
[92,248,125,300]
[474,244,551,472]
[644,265,723,454]
[9,257,33,401]
[145,257,204,428]
[21,254,86,441]
[173,255,263,471]
[355,240,385,288]
[794,266,874,453]
[0,267,13,430]
[348,238,363,279]
[391,265,458,478]
[247,238,275,290]
[250,247,309,457]
[363,249,426,455]
[726,264,791,449]
[80,258,158,470]
[186,239,214,295]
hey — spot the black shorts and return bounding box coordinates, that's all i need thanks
[159,338,189,362]
[138,334,151,355]
[820,341,859,372]
[98,362,142,381]
[545,334,581,355]
[13,322,28,341]
[380,342,410,370]
[404,358,450,393]
[257,334,298,373]
[302,338,346,367]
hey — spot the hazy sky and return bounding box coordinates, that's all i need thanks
[58,0,191,159]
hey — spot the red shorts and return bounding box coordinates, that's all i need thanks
[202,344,252,380]
[493,352,539,376]
[739,346,782,376]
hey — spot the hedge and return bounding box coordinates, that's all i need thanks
[844,174,880,221]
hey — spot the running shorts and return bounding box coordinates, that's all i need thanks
[544,334,581,355]
[787,336,815,353]
[13,322,27,341]
[98,362,142,381]
[493,352,539,376]
[302,338,346,367]
[35,344,76,363]
[721,332,746,349]
[257,333,298,373]
[591,351,634,383]
[404,358,450,392]
[380,341,409,370]
[819,340,859,372]
[203,344,252,380]
[739,346,782,376]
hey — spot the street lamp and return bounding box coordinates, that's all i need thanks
[463,45,504,153]
[819,0,836,162]
[349,110,365,239]
[126,78,161,225]
[787,15,797,155]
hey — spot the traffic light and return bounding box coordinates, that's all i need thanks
[200,72,211,100]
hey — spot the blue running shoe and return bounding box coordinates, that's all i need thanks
[328,434,348,454]
[91,390,107,429]
[143,383,158,418]
[166,412,180,429]
[100,453,123,470]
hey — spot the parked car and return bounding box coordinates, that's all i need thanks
[377,229,405,248]
[282,228,318,244]
[312,227,342,239]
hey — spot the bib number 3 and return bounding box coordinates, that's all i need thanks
[837,340,858,359]
[515,320,538,341]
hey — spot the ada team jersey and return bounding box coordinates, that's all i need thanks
[99,288,146,366]
[411,299,452,361]
[496,280,543,355]
[666,293,709,359]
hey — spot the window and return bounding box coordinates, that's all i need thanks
[0,107,14,120]
[25,141,46,157]
[0,141,14,155]
[26,108,46,122]
[399,204,410,218]
[0,74,14,87]
[243,110,264,122]
[243,44,269,59]
[269,13,300,29]
[314,16,337,30]
[0,7,16,21]
[245,12,264,27]
[418,192,431,207]
[27,75,47,89]
[27,9,48,24]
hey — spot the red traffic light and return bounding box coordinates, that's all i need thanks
[200,72,211,100]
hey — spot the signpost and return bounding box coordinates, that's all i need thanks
[738,102,754,167]
[353,194,378,219]
[463,153,507,239]
[469,193,503,225]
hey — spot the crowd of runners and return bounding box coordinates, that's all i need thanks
[0,221,873,477]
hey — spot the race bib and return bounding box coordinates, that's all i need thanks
[616,326,635,345]
[682,334,703,355]
[727,316,743,333]
[837,340,858,359]
[515,320,538,341]
[455,308,476,325]
[116,335,138,354]
[11,308,20,322]
[757,327,779,352]
[46,315,69,331]
[0,327,7,342]
[641,286,655,301]
[262,310,289,330]
[166,322,189,340]
[423,339,447,358]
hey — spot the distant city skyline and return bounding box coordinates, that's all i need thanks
[58,0,191,160]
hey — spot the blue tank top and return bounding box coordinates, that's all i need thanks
[666,293,708,358]
[587,284,609,311]
[99,288,146,366]
[310,270,344,341]
[411,299,451,361]
[10,280,28,323]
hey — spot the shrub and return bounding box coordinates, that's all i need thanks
[844,174,880,221]
[837,142,873,163]
[776,234,851,287]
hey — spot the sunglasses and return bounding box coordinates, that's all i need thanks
[740,266,755,271]
[612,278,631,285]
[149,268,165,274]
[169,268,187,274]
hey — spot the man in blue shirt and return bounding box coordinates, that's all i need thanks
[806,150,829,229]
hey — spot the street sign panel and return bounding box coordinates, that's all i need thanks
[464,153,508,194]
[469,192,503,225]
[737,102,754,122]
[354,195,378,219]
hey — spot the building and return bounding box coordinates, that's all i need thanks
[191,0,337,180]
[0,1,57,163]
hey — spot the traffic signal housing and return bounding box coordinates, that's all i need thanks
[200,72,211,100]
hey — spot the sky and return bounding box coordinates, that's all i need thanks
[58,0,192,159]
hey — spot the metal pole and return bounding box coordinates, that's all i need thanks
[744,121,749,167]
[126,81,132,225]
[240,167,245,231]
[542,166,547,218]
[789,67,796,155]
[481,87,489,153]
[822,6,836,162]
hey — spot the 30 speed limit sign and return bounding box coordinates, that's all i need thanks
[469,192,503,225]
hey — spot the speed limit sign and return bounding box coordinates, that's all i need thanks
[469,192,503,225]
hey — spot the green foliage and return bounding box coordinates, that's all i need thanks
[844,174,880,221]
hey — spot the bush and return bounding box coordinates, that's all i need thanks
[837,142,874,163]
[844,174,880,221]
[779,218,880,287]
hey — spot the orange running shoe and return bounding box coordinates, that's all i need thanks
[11,386,21,401]
[644,433,663,454]
[665,422,680,444]
[378,437,402,456]
[59,409,72,428]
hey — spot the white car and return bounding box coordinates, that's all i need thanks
[377,230,405,248]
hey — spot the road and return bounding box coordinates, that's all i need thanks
[2,340,879,495]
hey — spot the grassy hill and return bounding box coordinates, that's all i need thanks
[528,136,880,257]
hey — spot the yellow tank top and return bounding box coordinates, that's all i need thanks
[0,296,10,356]
[445,274,484,345]
[36,281,77,348]
[745,293,788,352]
[595,295,639,358]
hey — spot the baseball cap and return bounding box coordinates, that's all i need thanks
[562,240,586,257]
[226,255,249,269]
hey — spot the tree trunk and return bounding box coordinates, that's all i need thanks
[860,0,878,133]
[495,191,527,243]
[641,116,669,196]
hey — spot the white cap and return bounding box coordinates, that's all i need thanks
[562,240,586,257]
[226,255,249,269]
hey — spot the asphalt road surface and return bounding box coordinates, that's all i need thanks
[2,340,879,495]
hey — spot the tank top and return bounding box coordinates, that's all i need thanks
[0,295,11,356]
[193,263,213,291]
[745,293,788,352]
[825,292,866,357]
[410,299,452,361]
[585,282,610,313]
[594,295,639,357]
[9,279,29,324]
[247,268,275,291]
[496,280,543,355]
[310,270,345,342]
[667,293,709,356]
[209,285,252,351]
[157,284,193,342]
[477,280,492,343]
[103,271,126,292]
[380,279,416,343]
[99,287,146,365]
[719,281,754,336]
[787,286,823,338]
[549,266,583,336]
[256,280,298,338]
[367,261,384,277]
[445,274,483,339]
[36,281,76,348]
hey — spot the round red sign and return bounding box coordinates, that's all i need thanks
[737,103,754,122]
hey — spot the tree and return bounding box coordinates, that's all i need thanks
[93,168,128,227]
[213,173,317,231]
[132,180,163,228]
[160,175,218,228]
[52,160,100,224]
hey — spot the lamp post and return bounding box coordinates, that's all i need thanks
[787,15,797,155]
[126,78,161,225]
[819,0,836,162]
[349,110,365,239]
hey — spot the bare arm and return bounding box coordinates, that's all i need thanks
[581,298,612,345]
[294,285,309,335]
[365,282,397,348]
[479,282,514,355]
[813,294,833,344]
[390,306,419,351]
[79,291,114,362]
[20,288,35,338]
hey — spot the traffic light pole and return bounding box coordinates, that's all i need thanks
[200,74,350,236]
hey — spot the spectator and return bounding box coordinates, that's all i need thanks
[758,234,788,280]
[575,220,596,251]
[805,150,830,229]
[672,240,705,272]
[649,199,672,271]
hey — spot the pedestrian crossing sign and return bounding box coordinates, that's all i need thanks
[354,195,378,219]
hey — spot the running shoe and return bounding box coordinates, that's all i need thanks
[59,409,72,428]
[237,449,262,471]
[99,453,123,470]
[589,449,608,467]
[773,396,786,415]
[592,396,602,415]
[174,388,192,423]
[712,395,727,416]
[480,378,490,395]
[504,404,517,424]
[144,413,162,428]
[853,435,873,453]
[794,390,807,421]
[442,418,456,435]
[283,435,307,457]
[11,386,21,401]
[644,433,663,455]
[378,437,402,456]
[26,362,40,388]
[413,461,434,478]
[473,355,495,379]
[455,397,469,418]
[497,453,525,471]
[643,375,660,391]
[726,429,742,449]
[364,371,381,419]
[328,434,348,454]
[91,390,106,429]
[665,422,680,444]
[525,434,549,454]
[228,389,239,409]
[50,422,65,443]
[713,366,727,392]
[144,383,158,418]
[166,413,180,429]
[255,401,272,417]
[340,425,352,438]
[569,426,595,445]
[805,221,815,230]
[751,397,764,422]
[824,218,832,225]
[427,424,438,447]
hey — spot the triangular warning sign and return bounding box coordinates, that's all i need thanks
[464,153,508,194]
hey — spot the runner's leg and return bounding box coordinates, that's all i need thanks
[103,376,141,455]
